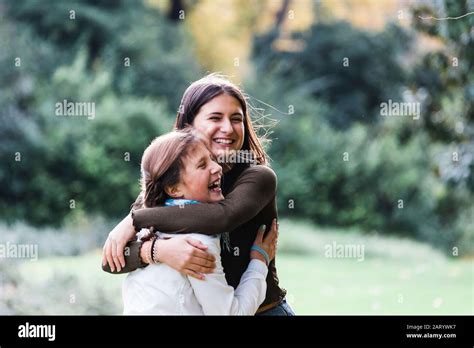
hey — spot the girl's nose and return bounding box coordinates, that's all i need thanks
[211,161,222,175]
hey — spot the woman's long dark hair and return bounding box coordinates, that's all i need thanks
[174,74,268,165]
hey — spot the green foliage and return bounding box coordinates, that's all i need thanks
[410,1,473,188]
[252,22,411,129]
[248,10,472,254]
[0,1,199,226]
[267,97,447,240]
[3,0,201,106]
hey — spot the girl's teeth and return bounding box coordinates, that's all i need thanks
[209,180,220,190]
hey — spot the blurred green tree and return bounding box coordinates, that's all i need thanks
[0,1,200,226]
[252,21,412,129]
[247,1,473,254]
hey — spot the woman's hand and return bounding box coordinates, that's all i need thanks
[102,214,136,272]
[251,218,278,265]
[141,237,216,280]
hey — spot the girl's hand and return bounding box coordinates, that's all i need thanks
[102,214,136,272]
[251,218,278,265]
[142,237,216,280]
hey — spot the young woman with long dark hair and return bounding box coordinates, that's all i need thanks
[103,74,295,315]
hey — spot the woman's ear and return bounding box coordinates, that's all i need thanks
[164,184,183,198]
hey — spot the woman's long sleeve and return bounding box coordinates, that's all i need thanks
[102,240,146,274]
[132,165,277,235]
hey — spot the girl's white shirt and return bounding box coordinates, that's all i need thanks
[122,232,268,315]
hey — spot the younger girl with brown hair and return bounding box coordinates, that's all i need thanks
[122,129,277,314]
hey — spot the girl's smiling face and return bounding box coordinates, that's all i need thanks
[192,93,245,160]
[166,141,224,203]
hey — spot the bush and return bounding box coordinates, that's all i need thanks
[246,83,470,254]
[0,2,200,226]
[246,16,473,255]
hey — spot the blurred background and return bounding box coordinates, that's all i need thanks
[0,0,472,314]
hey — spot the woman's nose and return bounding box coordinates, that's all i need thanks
[219,118,233,134]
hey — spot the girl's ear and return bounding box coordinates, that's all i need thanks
[164,184,183,198]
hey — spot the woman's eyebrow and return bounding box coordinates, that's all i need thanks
[207,112,243,116]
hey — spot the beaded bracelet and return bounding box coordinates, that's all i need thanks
[151,237,159,264]
[142,237,155,265]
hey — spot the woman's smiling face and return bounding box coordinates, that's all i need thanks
[192,93,245,160]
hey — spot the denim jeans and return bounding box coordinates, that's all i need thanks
[255,299,295,316]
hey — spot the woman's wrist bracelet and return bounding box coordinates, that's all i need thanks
[149,237,156,264]
[151,237,159,264]
[142,238,154,265]
[251,245,270,266]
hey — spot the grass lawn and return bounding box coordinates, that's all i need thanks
[11,219,474,315]
[279,255,472,314]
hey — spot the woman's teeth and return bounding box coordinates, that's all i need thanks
[214,139,234,144]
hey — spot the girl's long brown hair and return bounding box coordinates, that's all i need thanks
[174,73,268,165]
